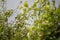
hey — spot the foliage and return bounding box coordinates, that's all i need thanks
[0,0,60,40]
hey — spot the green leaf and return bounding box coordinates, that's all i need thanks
[24,2,28,7]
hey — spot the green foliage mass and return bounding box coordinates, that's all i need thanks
[0,0,60,40]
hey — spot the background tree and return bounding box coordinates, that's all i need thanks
[0,0,60,40]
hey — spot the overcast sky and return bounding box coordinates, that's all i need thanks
[6,0,60,10]
[0,0,60,23]
[7,0,34,23]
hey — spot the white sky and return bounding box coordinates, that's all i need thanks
[6,0,20,10]
[6,0,60,10]
[6,0,20,23]
[7,0,34,24]
[0,0,60,24]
